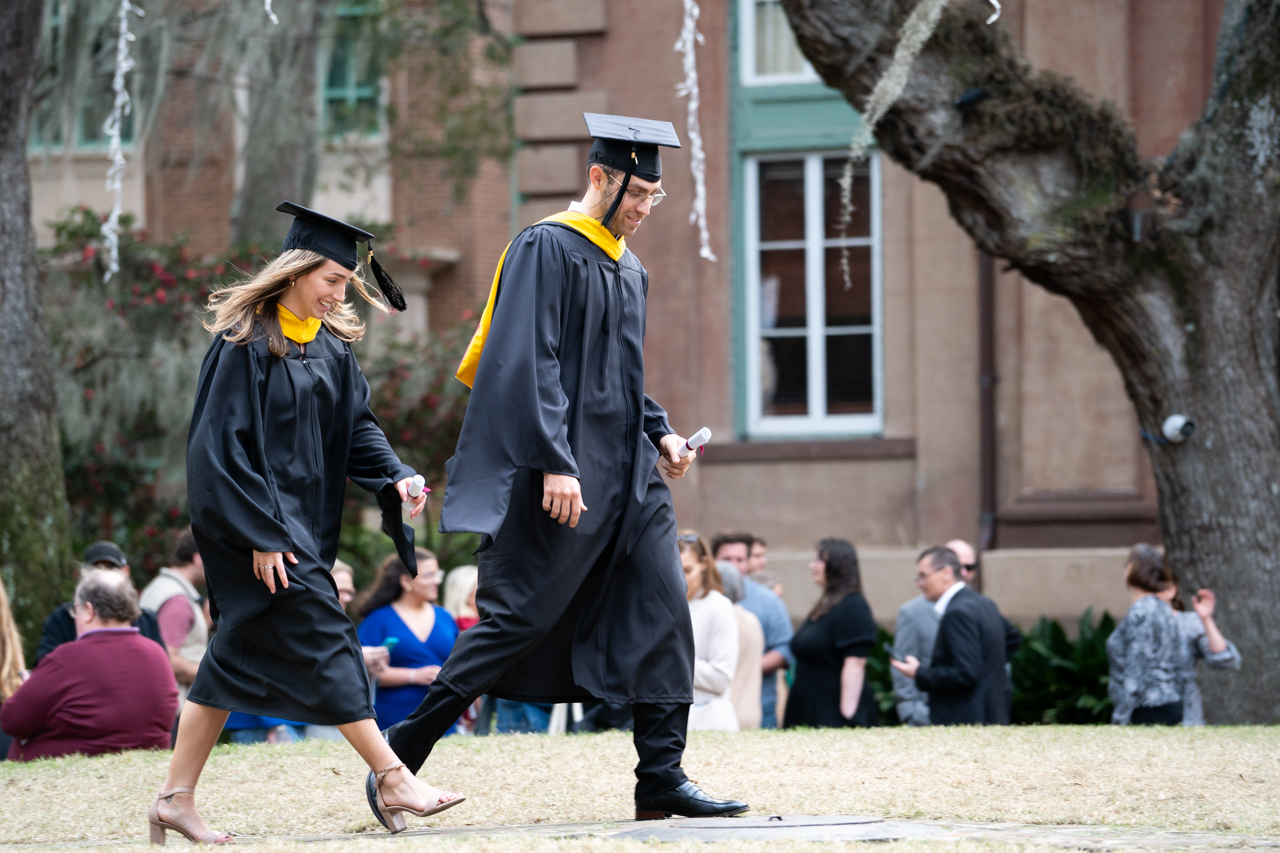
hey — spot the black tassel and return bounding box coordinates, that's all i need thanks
[369,252,407,311]
[601,145,637,236]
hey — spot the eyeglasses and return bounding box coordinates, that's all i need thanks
[676,533,700,544]
[608,173,667,207]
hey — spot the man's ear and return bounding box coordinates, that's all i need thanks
[588,164,606,191]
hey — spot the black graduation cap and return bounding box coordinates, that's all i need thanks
[583,113,681,233]
[275,201,406,311]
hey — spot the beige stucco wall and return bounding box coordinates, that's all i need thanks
[763,547,1132,635]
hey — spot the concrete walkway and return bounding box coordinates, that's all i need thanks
[271,815,1280,849]
[6,816,1278,850]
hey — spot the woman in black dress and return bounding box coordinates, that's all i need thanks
[148,204,463,844]
[783,538,878,729]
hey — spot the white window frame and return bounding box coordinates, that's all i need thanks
[739,0,821,87]
[744,151,884,437]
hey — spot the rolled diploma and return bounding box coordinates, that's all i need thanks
[678,427,713,459]
[407,475,427,498]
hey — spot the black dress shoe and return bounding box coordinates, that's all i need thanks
[635,781,749,820]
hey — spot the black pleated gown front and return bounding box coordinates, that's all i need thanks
[186,327,415,725]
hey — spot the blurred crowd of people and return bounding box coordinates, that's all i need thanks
[0,527,1242,763]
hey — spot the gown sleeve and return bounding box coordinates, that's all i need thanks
[186,337,293,553]
[643,394,674,450]
[440,227,580,539]
[345,355,415,492]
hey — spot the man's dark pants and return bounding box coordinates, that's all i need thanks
[388,471,691,800]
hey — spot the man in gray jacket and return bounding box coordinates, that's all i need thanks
[892,592,939,726]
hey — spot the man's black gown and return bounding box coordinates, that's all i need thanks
[389,220,696,798]
[185,327,416,725]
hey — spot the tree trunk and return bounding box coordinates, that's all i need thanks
[0,0,77,656]
[782,0,1280,722]
[230,0,334,246]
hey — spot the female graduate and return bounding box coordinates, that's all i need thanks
[148,203,463,844]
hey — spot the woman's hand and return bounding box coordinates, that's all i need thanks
[253,550,297,593]
[412,665,441,686]
[1191,588,1216,619]
[396,478,428,520]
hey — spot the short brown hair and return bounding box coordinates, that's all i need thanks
[172,528,200,567]
[75,569,141,624]
[710,532,753,559]
[1126,543,1171,592]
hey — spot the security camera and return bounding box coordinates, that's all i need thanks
[1162,414,1195,443]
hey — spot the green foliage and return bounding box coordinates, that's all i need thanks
[866,625,902,726]
[42,208,475,588]
[42,206,232,576]
[1011,608,1116,724]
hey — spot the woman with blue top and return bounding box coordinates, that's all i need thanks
[358,550,460,730]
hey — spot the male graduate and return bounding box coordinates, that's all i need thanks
[379,114,748,821]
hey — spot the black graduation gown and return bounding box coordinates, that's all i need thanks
[185,327,416,725]
[438,221,695,705]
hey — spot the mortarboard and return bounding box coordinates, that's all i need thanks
[583,113,681,234]
[275,201,406,311]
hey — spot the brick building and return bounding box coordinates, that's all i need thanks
[30,0,1226,629]
[505,0,1223,628]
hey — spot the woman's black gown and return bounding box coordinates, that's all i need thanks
[185,327,415,725]
[783,592,879,729]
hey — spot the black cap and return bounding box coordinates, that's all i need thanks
[584,113,681,183]
[83,541,127,568]
[275,201,406,311]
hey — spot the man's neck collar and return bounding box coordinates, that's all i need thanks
[934,580,966,615]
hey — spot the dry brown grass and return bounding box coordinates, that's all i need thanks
[1,727,1277,846]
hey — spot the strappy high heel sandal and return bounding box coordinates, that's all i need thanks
[366,762,466,833]
[148,788,233,845]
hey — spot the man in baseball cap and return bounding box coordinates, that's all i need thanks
[34,541,166,665]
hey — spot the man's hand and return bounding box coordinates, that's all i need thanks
[395,477,428,519]
[543,473,587,527]
[657,434,695,479]
[890,654,921,679]
[253,550,297,593]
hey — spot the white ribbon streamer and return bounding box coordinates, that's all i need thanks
[674,0,716,262]
[101,0,144,282]
[264,0,280,26]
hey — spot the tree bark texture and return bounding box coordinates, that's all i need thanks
[0,0,77,656]
[230,0,334,246]
[782,0,1280,722]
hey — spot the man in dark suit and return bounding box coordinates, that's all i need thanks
[890,546,1021,725]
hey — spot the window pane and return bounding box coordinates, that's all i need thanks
[759,160,805,242]
[761,337,808,416]
[754,0,807,77]
[760,249,806,329]
[826,333,874,414]
[823,157,870,238]
[79,85,133,146]
[824,246,872,327]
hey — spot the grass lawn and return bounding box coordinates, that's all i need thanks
[1,726,1276,849]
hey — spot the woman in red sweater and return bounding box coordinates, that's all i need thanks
[2,569,177,761]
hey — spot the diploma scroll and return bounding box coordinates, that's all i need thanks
[678,427,712,459]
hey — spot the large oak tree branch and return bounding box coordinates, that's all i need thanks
[783,0,1280,721]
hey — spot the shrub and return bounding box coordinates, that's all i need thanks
[1011,608,1115,724]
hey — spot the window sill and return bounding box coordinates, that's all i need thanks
[701,437,915,464]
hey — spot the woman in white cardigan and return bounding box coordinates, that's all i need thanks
[678,532,739,731]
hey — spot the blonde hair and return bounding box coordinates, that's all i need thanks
[204,249,389,357]
[677,530,723,597]
[0,580,26,701]
[442,565,479,619]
